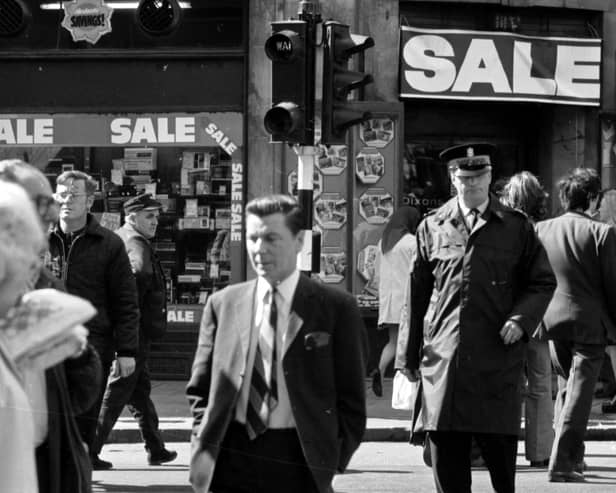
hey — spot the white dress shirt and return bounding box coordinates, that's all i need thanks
[458,197,489,231]
[235,270,300,429]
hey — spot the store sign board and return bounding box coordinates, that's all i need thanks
[61,0,113,45]
[400,26,601,106]
[0,113,243,150]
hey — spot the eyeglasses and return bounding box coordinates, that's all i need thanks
[33,195,58,217]
[53,191,88,202]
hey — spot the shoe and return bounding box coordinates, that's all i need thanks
[371,369,383,397]
[148,448,178,466]
[91,455,113,470]
[529,459,549,468]
[548,471,585,483]
[574,460,588,473]
[602,401,616,414]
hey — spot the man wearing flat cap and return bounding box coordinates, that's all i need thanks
[399,143,556,492]
[93,193,177,466]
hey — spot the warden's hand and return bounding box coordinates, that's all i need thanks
[399,367,421,382]
[500,320,524,345]
[189,450,209,493]
[114,356,136,378]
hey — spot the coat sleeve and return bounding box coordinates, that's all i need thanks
[507,219,556,335]
[407,220,433,371]
[599,226,616,340]
[334,292,368,472]
[124,236,153,316]
[107,235,140,357]
[186,295,218,435]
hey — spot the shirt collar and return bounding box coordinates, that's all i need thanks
[458,197,489,217]
[256,270,300,306]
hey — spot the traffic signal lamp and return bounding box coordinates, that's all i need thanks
[264,21,315,145]
[322,21,374,145]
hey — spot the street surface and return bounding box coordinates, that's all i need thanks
[92,441,616,493]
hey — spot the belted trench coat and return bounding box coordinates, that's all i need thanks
[405,196,555,436]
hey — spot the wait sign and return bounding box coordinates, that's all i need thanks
[400,26,601,106]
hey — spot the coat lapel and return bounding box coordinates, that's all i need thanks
[231,280,257,373]
[283,274,312,356]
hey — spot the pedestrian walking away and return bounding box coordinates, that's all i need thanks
[536,168,616,483]
[499,171,554,468]
[372,205,420,398]
[93,193,177,467]
[402,143,556,493]
[44,170,140,471]
[186,194,368,493]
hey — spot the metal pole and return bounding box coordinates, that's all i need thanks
[296,0,321,274]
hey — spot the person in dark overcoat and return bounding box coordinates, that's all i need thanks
[402,144,556,493]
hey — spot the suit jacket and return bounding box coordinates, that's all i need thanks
[186,274,367,493]
[536,211,616,344]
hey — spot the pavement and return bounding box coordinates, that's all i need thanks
[107,378,616,444]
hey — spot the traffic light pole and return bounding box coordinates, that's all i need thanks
[296,0,320,274]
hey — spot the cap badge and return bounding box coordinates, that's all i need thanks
[466,147,474,158]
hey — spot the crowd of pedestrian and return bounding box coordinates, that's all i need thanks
[2,149,616,493]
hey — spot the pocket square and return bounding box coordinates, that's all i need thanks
[304,331,331,350]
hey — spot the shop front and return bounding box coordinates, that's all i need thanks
[0,0,247,379]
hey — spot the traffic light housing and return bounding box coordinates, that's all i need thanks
[264,21,315,145]
[321,21,374,145]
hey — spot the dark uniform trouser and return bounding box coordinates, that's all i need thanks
[210,421,320,493]
[92,349,164,456]
[76,351,112,456]
[549,340,605,473]
[428,431,518,493]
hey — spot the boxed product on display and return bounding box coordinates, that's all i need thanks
[214,208,231,230]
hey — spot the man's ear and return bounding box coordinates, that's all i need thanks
[296,230,305,251]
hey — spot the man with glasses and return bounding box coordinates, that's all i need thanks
[400,144,555,493]
[46,170,139,471]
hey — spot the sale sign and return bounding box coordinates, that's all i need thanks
[399,26,601,106]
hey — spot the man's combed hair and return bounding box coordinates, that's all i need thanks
[558,167,601,212]
[245,194,303,235]
[56,170,98,196]
[500,171,548,222]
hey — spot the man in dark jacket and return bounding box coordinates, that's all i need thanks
[45,170,139,471]
[93,193,177,466]
[403,144,556,493]
[536,168,616,482]
[0,159,102,493]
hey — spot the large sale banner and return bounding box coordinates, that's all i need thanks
[399,26,601,106]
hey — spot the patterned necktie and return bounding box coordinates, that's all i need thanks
[246,287,278,439]
[468,208,479,230]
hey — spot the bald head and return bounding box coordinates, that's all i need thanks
[0,181,47,317]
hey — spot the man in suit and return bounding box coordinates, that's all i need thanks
[186,194,367,493]
[536,167,616,482]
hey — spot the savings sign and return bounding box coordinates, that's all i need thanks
[400,26,601,106]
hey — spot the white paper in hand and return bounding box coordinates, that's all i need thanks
[0,288,96,370]
[391,370,420,411]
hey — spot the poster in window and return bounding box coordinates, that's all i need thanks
[357,244,379,297]
[358,189,394,224]
[359,118,394,148]
[314,193,347,230]
[316,144,347,175]
[318,248,346,284]
[288,169,322,199]
[355,148,385,184]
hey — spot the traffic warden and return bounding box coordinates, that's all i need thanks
[402,144,556,493]
[93,193,177,467]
